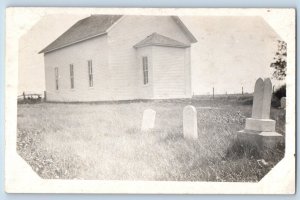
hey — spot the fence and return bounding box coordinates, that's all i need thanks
[193,85,278,100]
[17,92,44,104]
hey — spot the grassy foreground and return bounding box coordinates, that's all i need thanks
[17,96,285,181]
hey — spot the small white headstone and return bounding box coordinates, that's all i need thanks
[183,105,198,140]
[281,97,286,109]
[141,109,156,131]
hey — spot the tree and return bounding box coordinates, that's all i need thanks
[270,40,287,80]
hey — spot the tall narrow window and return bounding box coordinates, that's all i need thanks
[142,57,148,85]
[70,64,74,89]
[54,67,59,90]
[88,60,93,87]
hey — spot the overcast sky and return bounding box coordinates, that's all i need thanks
[18,14,284,95]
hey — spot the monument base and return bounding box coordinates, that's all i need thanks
[237,129,283,150]
[245,118,276,132]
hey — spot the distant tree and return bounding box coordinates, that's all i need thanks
[270,40,287,80]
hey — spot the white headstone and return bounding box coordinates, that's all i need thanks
[245,78,276,132]
[240,78,283,150]
[183,105,198,140]
[252,78,272,119]
[141,109,156,131]
[281,97,286,109]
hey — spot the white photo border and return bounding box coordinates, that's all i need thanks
[5,7,296,194]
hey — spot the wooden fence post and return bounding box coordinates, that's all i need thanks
[44,91,47,102]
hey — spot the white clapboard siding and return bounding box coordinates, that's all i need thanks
[152,46,190,99]
[44,35,110,102]
[107,16,192,100]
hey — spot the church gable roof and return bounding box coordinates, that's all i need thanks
[134,32,190,48]
[39,15,122,53]
[39,15,197,54]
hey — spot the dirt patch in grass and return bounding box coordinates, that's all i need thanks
[17,97,285,181]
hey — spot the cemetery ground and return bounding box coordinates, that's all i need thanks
[17,95,285,182]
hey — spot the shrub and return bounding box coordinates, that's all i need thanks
[271,96,281,108]
[271,84,286,108]
[273,84,286,99]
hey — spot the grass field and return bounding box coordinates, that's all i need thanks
[17,96,285,181]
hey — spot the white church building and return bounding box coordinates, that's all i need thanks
[39,15,197,102]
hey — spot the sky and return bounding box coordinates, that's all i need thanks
[182,16,280,95]
[18,12,285,95]
[18,14,87,95]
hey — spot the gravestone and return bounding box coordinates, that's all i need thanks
[251,78,272,119]
[141,109,156,131]
[183,105,198,139]
[245,78,276,132]
[239,77,282,150]
[281,97,286,109]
